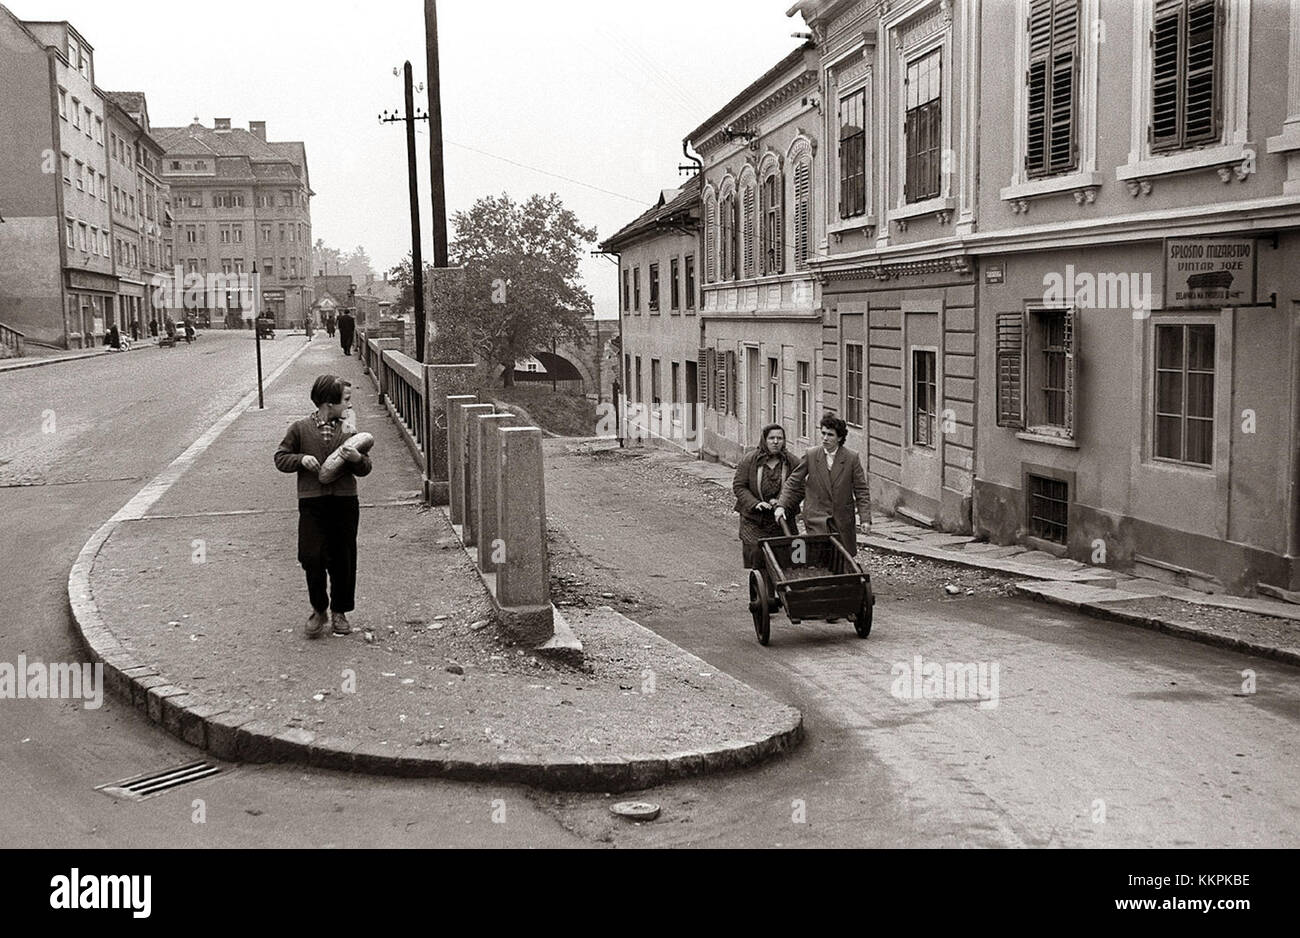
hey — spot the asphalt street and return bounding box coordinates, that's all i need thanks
[0,332,579,848]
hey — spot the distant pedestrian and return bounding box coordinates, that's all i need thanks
[338,310,355,356]
[326,313,336,338]
[130,319,140,341]
[776,414,872,558]
[106,323,122,350]
[274,375,373,639]
[149,319,159,338]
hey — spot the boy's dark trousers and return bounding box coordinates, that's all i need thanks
[298,495,360,613]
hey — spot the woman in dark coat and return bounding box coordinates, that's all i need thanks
[732,423,799,570]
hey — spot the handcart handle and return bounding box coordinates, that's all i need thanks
[780,518,795,537]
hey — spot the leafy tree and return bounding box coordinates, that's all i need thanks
[449,193,597,386]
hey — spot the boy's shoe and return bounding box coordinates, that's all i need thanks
[304,610,327,640]
[331,611,352,636]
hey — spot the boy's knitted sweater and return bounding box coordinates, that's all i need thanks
[274,415,373,499]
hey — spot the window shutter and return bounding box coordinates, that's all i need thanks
[1152,0,1183,150]
[705,200,717,283]
[794,161,811,271]
[726,350,738,417]
[716,349,728,415]
[743,186,755,278]
[838,135,849,217]
[776,174,786,274]
[707,348,717,410]
[1183,0,1221,145]
[1063,307,1077,439]
[1049,0,1079,173]
[996,313,1025,429]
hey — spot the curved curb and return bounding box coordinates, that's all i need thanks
[67,348,806,792]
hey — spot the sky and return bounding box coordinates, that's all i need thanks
[11,0,812,320]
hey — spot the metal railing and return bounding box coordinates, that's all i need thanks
[380,348,425,464]
[0,322,26,358]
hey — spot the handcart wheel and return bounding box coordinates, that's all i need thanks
[854,579,875,639]
[749,569,771,646]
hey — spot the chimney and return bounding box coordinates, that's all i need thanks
[214,117,232,132]
[249,121,266,141]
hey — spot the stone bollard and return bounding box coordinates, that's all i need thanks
[460,403,495,547]
[444,394,478,523]
[476,413,518,573]
[497,427,552,644]
[424,368,477,506]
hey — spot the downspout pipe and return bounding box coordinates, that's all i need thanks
[682,137,704,459]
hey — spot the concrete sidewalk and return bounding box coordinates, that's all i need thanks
[621,440,1300,667]
[67,336,801,790]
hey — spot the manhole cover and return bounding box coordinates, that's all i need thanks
[610,801,661,821]
[96,761,223,802]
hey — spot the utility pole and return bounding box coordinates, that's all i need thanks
[425,0,449,272]
[380,63,428,362]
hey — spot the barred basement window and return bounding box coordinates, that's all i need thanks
[1026,0,1080,177]
[844,343,864,427]
[1155,324,1215,466]
[1152,0,1223,152]
[1028,474,1069,544]
[912,350,937,448]
[904,48,942,203]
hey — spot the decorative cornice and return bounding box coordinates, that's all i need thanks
[696,70,820,154]
[815,254,972,281]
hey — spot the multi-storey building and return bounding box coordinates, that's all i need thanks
[614,0,1300,596]
[105,92,172,333]
[0,10,115,348]
[155,119,313,328]
[600,176,702,451]
[688,43,827,466]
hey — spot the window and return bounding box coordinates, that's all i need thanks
[633,267,641,311]
[75,160,84,191]
[792,160,812,270]
[233,225,244,244]
[65,218,74,248]
[704,197,717,283]
[998,308,1076,437]
[622,268,630,312]
[839,88,867,217]
[79,48,89,78]
[685,255,696,310]
[1151,0,1222,152]
[58,88,67,119]
[67,37,78,69]
[78,223,87,252]
[904,48,942,202]
[220,227,231,244]
[719,192,736,281]
[742,184,756,277]
[844,343,864,427]
[257,194,273,208]
[1028,475,1069,544]
[61,153,70,182]
[651,359,662,408]
[279,224,286,242]
[912,350,937,447]
[99,173,107,201]
[768,357,780,425]
[281,190,294,207]
[670,257,680,311]
[1155,324,1215,465]
[797,362,811,439]
[1036,311,1069,429]
[261,224,272,243]
[725,350,738,417]
[649,263,660,312]
[290,257,299,278]
[95,116,104,145]
[263,258,275,279]
[71,98,80,129]
[761,173,783,274]
[1026,0,1080,177]
[84,107,93,137]
[671,362,681,424]
[702,348,716,411]
[185,226,198,244]
[635,357,643,403]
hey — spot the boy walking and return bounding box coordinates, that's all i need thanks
[274,375,373,638]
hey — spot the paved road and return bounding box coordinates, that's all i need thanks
[0,332,578,848]
[538,442,1300,848]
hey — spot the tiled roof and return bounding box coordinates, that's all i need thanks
[154,123,293,164]
[600,175,700,252]
[105,91,146,113]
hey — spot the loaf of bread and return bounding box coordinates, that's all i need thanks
[317,432,375,484]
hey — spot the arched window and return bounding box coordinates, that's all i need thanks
[719,191,736,281]
[740,177,757,279]
[760,166,784,276]
[704,193,717,284]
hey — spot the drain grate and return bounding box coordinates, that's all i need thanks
[96,761,223,802]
